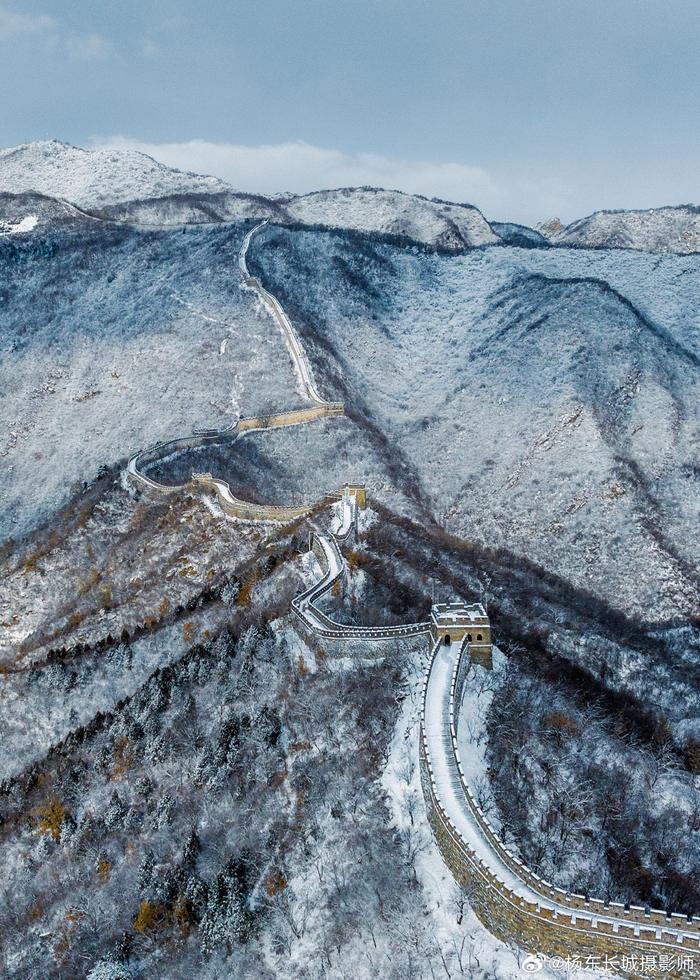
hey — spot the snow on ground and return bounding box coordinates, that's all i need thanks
[4,140,700,259]
[455,648,507,834]
[286,186,498,248]
[548,206,700,254]
[424,642,530,896]
[0,190,95,232]
[0,223,302,538]
[0,606,225,781]
[147,417,392,513]
[0,214,38,234]
[0,140,229,208]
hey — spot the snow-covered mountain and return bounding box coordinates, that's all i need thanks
[283,187,497,249]
[4,140,700,256]
[3,141,700,980]
[0,139,229,207]
[250,225,700,623]
[541,205,700,253]
[0,140,495,248]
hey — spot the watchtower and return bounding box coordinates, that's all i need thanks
[430,601,492,669]
[344,484,366,508]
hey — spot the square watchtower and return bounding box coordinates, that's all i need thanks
[430,601,492,669]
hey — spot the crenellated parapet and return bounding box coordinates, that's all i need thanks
[419,635,700,978]
[127,220,345,523]
[125,220,700,975]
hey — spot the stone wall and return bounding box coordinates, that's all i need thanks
[127,403,345,520]
[190,472,314,522]
[237,403,344,432]
[419,640,700,978]
[292,528,431,641]
[127,219,344,519]
[420,756,699,977]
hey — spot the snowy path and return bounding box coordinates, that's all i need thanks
[422,637,700,946]
[291,522,431,641]
[240,221,336,407]
[332,490,353,539]
[425,642,526,895]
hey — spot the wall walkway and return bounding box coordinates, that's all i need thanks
[127,219,700,977]
[127,221,343,521]
[419,635,700,978]
[291,523,431,641]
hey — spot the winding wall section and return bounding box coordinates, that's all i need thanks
[127,219,700,976]
[419,636,700,977]
[127,221,343,521]
[293,519,700,975]
[291,523,430,641]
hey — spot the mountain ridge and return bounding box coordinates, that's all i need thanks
[3,139,700,254]
[0,140,496,249]
[541,204,700,254]
[0,138,229,205]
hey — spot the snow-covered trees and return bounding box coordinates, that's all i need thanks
[0,530,437,980]
[198,865,247,956]
[486,660,700,913]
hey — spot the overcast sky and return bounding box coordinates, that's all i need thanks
[1,0,698,224]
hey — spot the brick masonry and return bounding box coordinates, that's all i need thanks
[419,639,700,979]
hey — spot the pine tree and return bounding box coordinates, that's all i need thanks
[198,868,245,955]
[256,704,282,747]
[183,825,201,869]
[137,850,156,894]
[104,790,127,830]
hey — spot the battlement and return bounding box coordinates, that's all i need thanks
[430,601,492,668]
[325,483,367,508]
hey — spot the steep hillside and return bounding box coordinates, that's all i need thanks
[146,417,394,512]
[544,205,700,253]
[250,225,700,622]
[283,187,498,249]
[0,223,303,540]
[3,462,699,977]
[0,140,228,207]
[4,211,697,619]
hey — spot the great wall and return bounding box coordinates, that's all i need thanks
[127,221,700,978]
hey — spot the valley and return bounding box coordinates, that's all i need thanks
[1,140,699,980]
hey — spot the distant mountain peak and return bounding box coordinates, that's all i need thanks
[545,205,700,254]
[536,217,565,238]
[282,186,498,248]
[0,139,231,208]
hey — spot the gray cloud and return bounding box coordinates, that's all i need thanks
[0,8,56,39]
[91,136,573,225]
[65,32,112,61]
